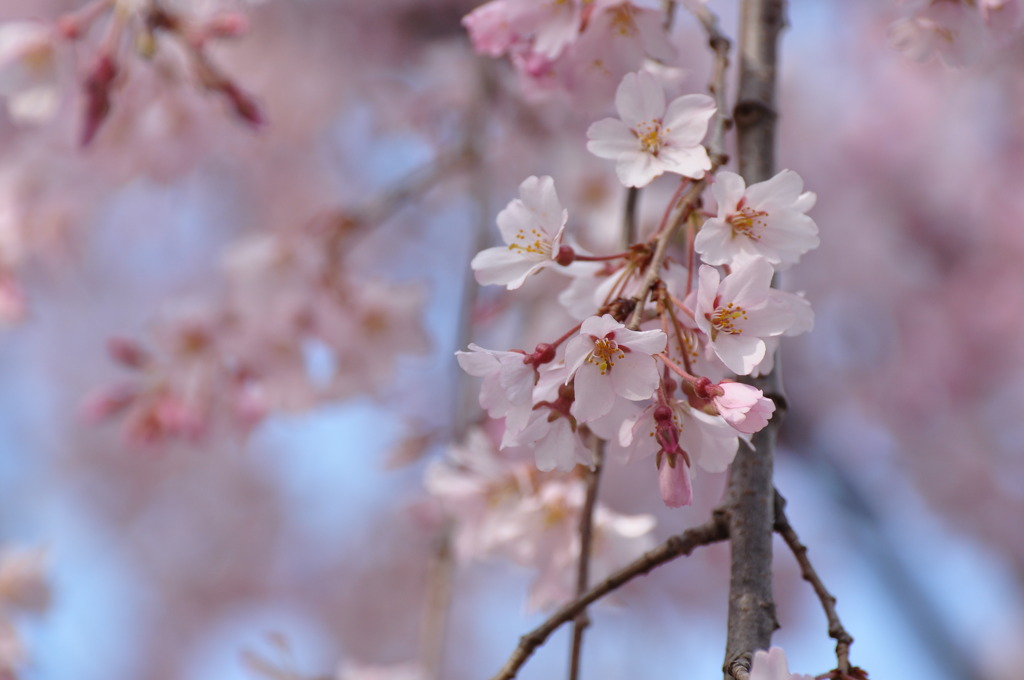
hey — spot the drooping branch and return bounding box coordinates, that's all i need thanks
[773,490,854,675]
[489,511,730,680]
[723,1,787,677]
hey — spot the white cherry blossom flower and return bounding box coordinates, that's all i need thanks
[471,175,569,289]
[586,70,715,188]
[455,343,535,436]
[564,314,666,423]
[695,260,813,375]
[695,170,819,269]
[749,647,816,680]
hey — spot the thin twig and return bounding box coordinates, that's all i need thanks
[773,490,854,674]
[567,439,605,680]
[489,511,730,680]
[625,176,711,330]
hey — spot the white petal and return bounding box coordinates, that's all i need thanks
[615,71,665,128]
[711,171,746,216]
[662,94,715,145]
[586,118,639,159]
[657,144,711,180]
[609,351,660,400]
[572,364,616,422]
[471,246,538,288]
[615,152,661,188]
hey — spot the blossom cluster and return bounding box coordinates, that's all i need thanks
[425,427,656,610]
[889,0,1022,66]
[83,216,429,445]
[462,0,675,107]
[456,70,819,509]
[0,0,260,145]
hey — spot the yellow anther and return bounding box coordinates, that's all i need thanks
[587,337,626,375]
[729,206,769,241]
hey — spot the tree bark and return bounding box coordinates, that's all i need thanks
[724,0,787,676]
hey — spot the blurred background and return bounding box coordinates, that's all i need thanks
[0,0,1022,678]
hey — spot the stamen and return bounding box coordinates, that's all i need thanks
[586,336,626,375]
[710,302,747,337]
[729,206,769,241]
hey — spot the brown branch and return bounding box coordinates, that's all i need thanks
[723,1,787,676]
[567,439,605,680]
[623,187,640,248]
[420,521,455,680]
[773,490,854,675]
[489,511,730,680]
[625,176,710,330]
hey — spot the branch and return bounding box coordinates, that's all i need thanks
[773,490,854,675]
[724,1,787,675]
[567,440,605,680]
[625,176,710,330]
[489,511,730,680]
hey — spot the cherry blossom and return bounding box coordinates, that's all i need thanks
[711,381,775,435]
[586,70,715,187]
[0,21,59,124]
[508,363,594,471]
[455,343,536,439]
[564,314,666,423]
[471,175,571,290]
[695,259,813,375]
[494,480,656,611]
[695,170,819,269]
[559,1,675,108]
[749,647,816,680]
[620,399,740,507]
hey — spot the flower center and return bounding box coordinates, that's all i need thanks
[729,206,769,240]
[709,302,747,337]
[635,120,665,155]
[608,5,639,37]
[508,226,551,258]
[587,336,625,375]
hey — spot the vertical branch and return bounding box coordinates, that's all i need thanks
[724,0,787,677]
[421,521,455,680]
[567,439,605,680]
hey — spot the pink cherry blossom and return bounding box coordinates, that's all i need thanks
[695,260,813,375]
[471,175,570,290]
[749,647,816,680]
[712,381,776,434]
[558,1,675,109]
[586,70,715,188]
[695,170,819,269]
[658,453,694,508]
[564,314,666,423]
